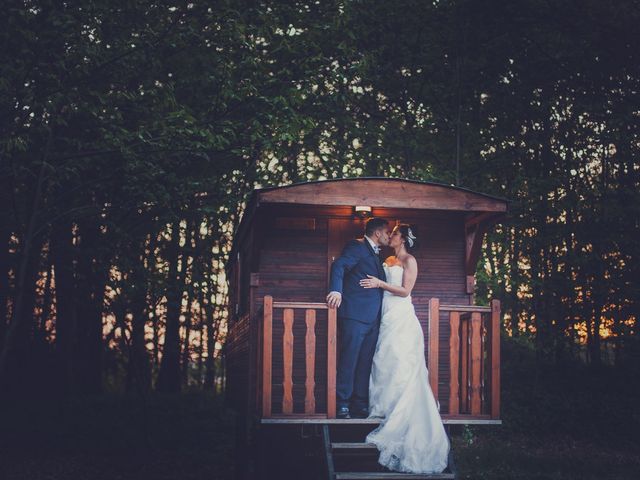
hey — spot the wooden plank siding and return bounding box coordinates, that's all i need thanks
[225,188,504,421]
[245,206,470,416]
[255,215,329,415]
[224,220,256,414]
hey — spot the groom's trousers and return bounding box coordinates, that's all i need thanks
[336,316,380,410]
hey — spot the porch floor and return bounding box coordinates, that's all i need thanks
[261,417,502,425]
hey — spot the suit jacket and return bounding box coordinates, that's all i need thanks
[329,238,386,323]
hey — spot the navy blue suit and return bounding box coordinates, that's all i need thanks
[329,238,386,410]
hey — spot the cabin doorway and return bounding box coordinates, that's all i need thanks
[327,218,364,288]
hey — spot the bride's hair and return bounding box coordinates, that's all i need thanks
[397,224,419,252]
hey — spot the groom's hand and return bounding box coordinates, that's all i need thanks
[326,291,342,309]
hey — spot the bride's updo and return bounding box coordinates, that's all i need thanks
[398,224,419,252]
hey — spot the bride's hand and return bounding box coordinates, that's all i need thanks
[360,275,381,289]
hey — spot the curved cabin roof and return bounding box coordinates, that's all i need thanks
[228,178,508,267]
[254,177,507,211]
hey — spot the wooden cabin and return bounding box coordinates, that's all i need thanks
[225,178,507,478]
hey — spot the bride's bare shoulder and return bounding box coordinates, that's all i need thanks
[384,255,402,267]
[400,254,418,269]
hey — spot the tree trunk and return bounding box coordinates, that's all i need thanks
[0,130,52,390]
[127,248,151,393]
[157,220,184,393]
[204,258,219,390]
[50,220,78,394]
[589,249,604,367]
[0,233,44,392]
[33,255,54,383]
[181,221,200,389]
[181,306,192,389]
[0,227,10,349]
[75,217,106,393]
[37,258,54,344]
[145,231,160,377]
[508,231,521,336]
[197,286,206,388]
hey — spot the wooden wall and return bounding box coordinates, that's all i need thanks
[254,209,330,415]
[227,204,474,417]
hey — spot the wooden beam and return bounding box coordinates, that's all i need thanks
[428,298,440,401]
[466,275,475,295]
[282,308,294,414]
[327,307,337,418]
[464,211,499,228]
[490,299,501,419]
[470,312,482,416]
[305,309,316,414]
[464,212,507,278]
[448,312,460,415]
[259,179,508,212]
[262,417,502,425]
[273,301,329,309]
[335,472,454,479]
[255,306,263,417]
[262,296,273,417]
[464,223,484,276]
[440,304,491,313]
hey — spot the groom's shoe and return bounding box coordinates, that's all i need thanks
[337,406,351,419]
[351,407,369,419]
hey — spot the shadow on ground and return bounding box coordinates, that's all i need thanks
[0,391,235,480]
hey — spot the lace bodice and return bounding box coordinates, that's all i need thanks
[382,264,404,295]
[383,263,403,283]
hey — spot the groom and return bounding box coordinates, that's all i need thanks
[326,217,390,419]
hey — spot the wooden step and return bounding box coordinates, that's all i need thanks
[332,442,377,449]
[335,473,454,479]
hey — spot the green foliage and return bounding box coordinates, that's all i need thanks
[1,0,639,393]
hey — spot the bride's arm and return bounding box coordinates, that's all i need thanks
[360,257,418,298]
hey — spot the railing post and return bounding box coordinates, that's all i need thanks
[428,298,440,402]
[490,299,501,419]
[327,307,337,418]
[282,309,294,414]
[262,296,273,417]
[460,317,469,413]
[448,311,460,415]
[304,309,316,414]
[470,311,482,415]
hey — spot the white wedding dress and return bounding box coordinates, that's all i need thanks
[366,264,450,474]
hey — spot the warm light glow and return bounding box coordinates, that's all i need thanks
[354,205,372,218]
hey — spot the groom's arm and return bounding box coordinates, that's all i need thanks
[327,240,361,307]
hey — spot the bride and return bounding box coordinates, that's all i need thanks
[359,224,450,474]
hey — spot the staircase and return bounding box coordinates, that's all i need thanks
[322,424,456,480]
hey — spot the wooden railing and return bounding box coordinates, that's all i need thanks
[261,295,500,421]
[429,298,501,420]
[262,296,337,418]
